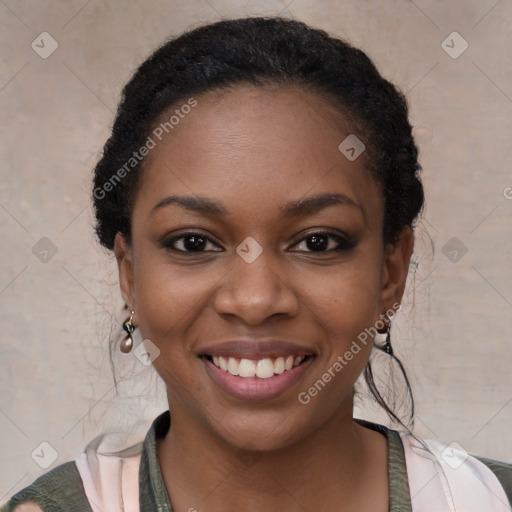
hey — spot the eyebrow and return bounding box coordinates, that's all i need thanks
[150,192,363,219]
[280,193,363,218]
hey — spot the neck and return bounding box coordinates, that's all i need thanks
[156,399,389,512]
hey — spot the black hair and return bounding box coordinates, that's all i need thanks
[92,16,424,428]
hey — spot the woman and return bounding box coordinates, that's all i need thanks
[4,16,511,512]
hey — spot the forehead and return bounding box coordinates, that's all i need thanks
[135,85,382,228]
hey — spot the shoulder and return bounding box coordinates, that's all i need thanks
[399,431,512,507]
[2,461,92,512]
[475,455,512,501]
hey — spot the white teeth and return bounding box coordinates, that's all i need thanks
[274,356,285,374]
[256,358,275,379]
[238,358,256,377]
[209,354,307,378]
[227,357,239,376]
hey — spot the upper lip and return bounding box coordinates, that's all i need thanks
[198,339,315,359]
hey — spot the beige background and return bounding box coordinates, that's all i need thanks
[1,0,511,501]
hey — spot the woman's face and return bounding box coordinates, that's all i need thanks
[116,84,413,451]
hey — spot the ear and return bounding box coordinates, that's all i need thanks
[379,226,414,310]
[114,232,135,310]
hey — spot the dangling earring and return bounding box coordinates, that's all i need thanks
[382,311,394,356]
[383,316,394,356]
[375,309,394,356]
[120,310,135,353]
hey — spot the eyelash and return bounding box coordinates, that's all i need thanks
[161,230,356,255]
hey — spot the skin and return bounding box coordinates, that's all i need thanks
[115,84,414,512]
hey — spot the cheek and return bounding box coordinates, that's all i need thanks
[132,251,215,408]
[130,255,175,357]
[133,253,213,346]
[296,250,383,386]
[301,252,383,337]
[293,265,382,415]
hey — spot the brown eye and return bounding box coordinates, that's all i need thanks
[162,232,222,253]
[291,231,357,253]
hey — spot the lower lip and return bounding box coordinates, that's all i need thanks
[202,356,315,401]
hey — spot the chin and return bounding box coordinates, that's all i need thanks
[207,406,317,453]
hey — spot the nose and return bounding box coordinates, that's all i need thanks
[213,246,300,326]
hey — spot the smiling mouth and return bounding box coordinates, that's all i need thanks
[202,354,313,378]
